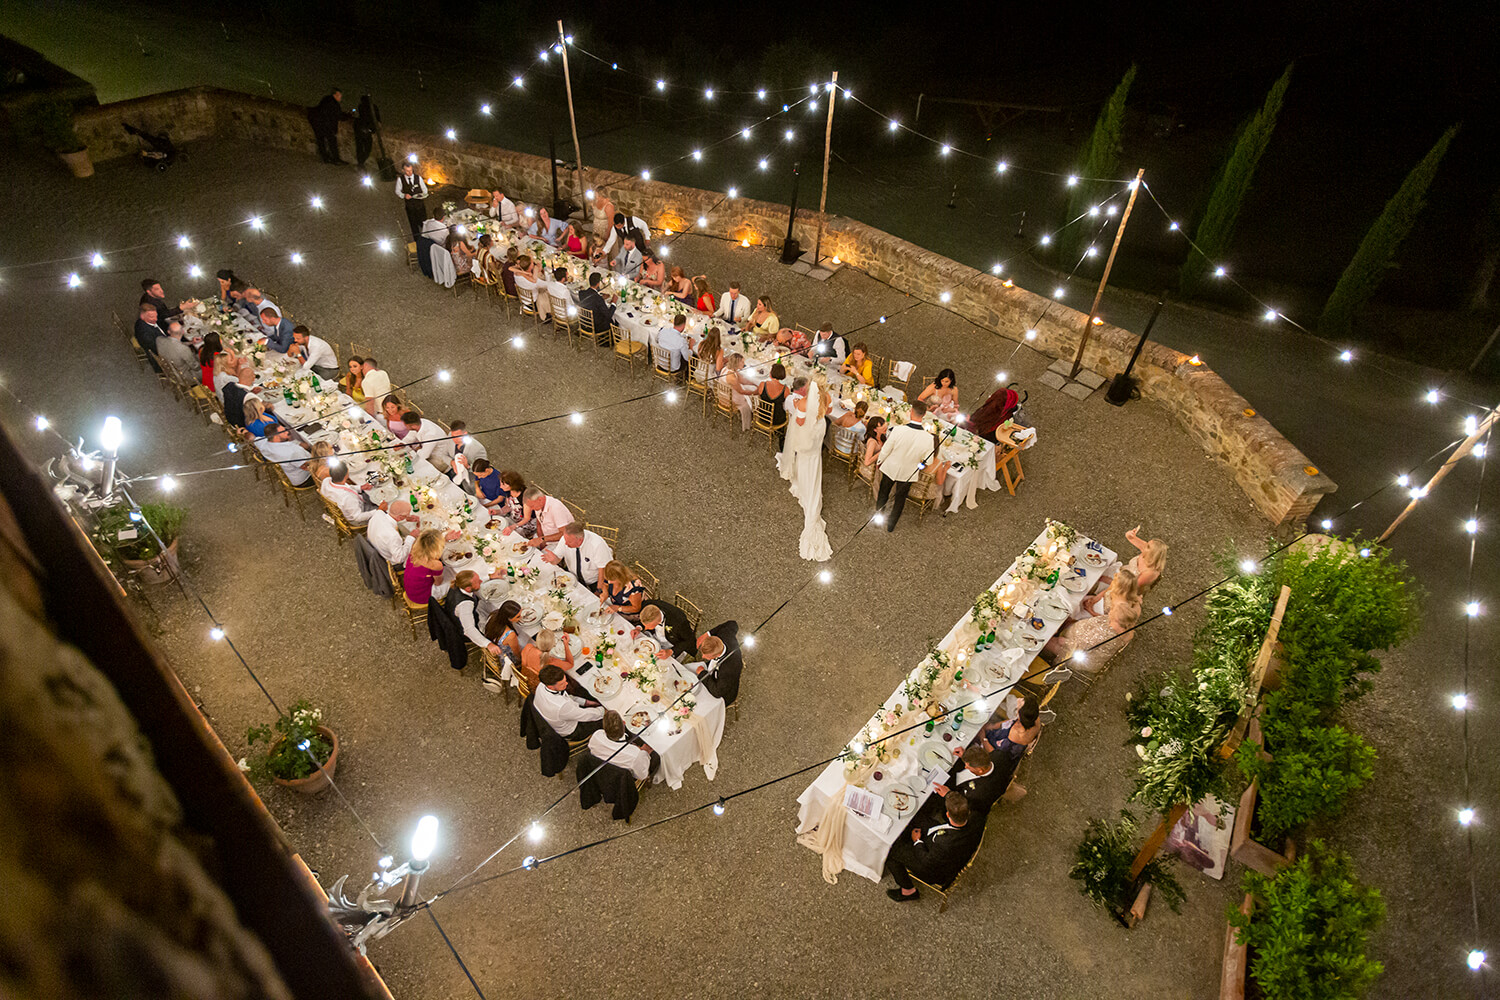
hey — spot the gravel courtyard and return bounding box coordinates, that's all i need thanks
[0,139,1487,999]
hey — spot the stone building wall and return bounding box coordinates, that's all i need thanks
[78,87,1335,526]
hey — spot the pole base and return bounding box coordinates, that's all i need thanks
[779,237,801,265]
[1105,372,1136,407]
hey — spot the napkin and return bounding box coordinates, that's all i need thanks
[796,787,851,884]
[894,360,915,381]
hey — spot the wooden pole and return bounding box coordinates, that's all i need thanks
[1219,585,1292,758]
[556,21,588,212]
[1379,402,1500,542]
[1069,168,1144,380]
[814,70,838,265]
[1129,802,1188,882]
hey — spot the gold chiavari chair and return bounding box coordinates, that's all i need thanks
[272,463,317,520]
[611,321,647,375]
[515,283,543,324]
[712,375,740,434]
[883,357,912,397]
[673,592,703,634]
[317,491,368,546]
[909,827,986,913]
[826,423,861,478]
[750,395,780,454]
[650,342,682,385]
[684,357,714,416]
[405,241,420,270]
[631,561,658,601]
[558,496,587,523]
[585,523,619,547]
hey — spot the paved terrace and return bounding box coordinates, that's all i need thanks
[0,139,1487,998]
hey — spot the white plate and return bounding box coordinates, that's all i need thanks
[1017,631,1045,650]
[622,702,655,734]
[884,784,920,819]
[922,746,951,770]
[515,608,540,627]
[1061,569,1090,593]
[1040,601,1069,623]
[587,670,622,698]
[479,579,508,601]
[633,636,661,658]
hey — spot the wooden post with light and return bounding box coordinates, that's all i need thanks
[814,70,838,265]
[1379,403,1500,542]
[1070,168,1144,380]
[556,21,588,212]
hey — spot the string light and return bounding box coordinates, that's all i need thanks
[210,626,225,641]
[570,411,583,425]
[696,216,708,227]
[66,272,81,288]
[991,263,1003,275]
[511,336,525,348]
[480,103,491,115]
[758,159,769,170]
[249,216,264,230]
[727,187,738,199]
[1465,601,1480,617]
[888,120,899,132]
[818,570,832,584]
[1239,559,1259,574]
[1025,329,1038,340]
[1263,309,1277,322]
[189,264,203,278]
[712,798,726,816]
[1465,518,1478,534]
[1464,414,1478,435]
[997,161,1008,173]
[177,234,192,249]
[658,246,671,258]
[160,474,178,492]
[939,144,951,156]
[378,239,392,252]
[1452,693,1469,710]
[1105,204,1119,216]
[407,153,419,163]
[512,76,524,88]
[740,128,752,140]
[1053,286,1065,298]
[1321,519,1333,530]
[656,79,666,91]
[872,512,886,525]
[90,252,105,268]
[1468,950,1486,971]
[1339,349,1354,362]
[528,821,544,842]
[1066,175,1078,186]
[290,252,303,264]
[1458,807,1476,825]
[436,369,452,382]
[1213,266,1226,277]
[640,170,651,180]
[310,195,324,209]
[784,129,795,141]
[665,389,678,404]
[995,371,1007,381]
[704,88,715,100]
[939,291,952,303]
[809,100,818,112]
[1168,221,1179,231]
[1038,234,1051,246]
[757,89,766,100]
[1088,205,1100,217]
[1162,606,1174,616]
[445,128,457,141]
[1397,474,1411,487]
[362,175,374,188]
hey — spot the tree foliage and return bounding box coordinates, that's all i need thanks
[1318,124,1460,336]
[1179,64,1292,295]
[1067,65,1137,257]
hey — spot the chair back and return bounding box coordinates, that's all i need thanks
[752,395,778,429]
[584,523,619,546]
[674,592,703,633]
[831,423,860,457]
[650,341,675,375]
[631,561,658,601]
[687,357,712,393]
[558,496,587,522]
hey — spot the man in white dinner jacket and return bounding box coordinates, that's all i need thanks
[875,399,937,532]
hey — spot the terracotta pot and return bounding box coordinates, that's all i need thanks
[58,148,94,178]
[272,726,340,794]
[1229,779,1297,876]
[121,537,179,585]
[1220,892,1254,999]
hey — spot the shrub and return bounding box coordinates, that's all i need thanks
[1230,841,1385,1000]
[94,502,187,561]
[244,700,332,782]
[1070,809,1184,918]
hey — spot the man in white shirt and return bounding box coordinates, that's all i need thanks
[809,323,848,365]
[588,711,655,780]
[489,188,518,226]
[654,314,691,374]
[360,358,391,413]
[449,570,503,656]
[505,487,572,548]
[436,420,487,485]
[714,281,753,326]
[534,664,605,739]
[255,425,313,486]
[420,207,451,248]
[612,236,642,280]
[600,212,653,258]
[395,163,429,239]
[875,399,937,532]
[400,411,447,463]
[367,499,419,564]
[319,465,381,523]
[543,266,575,317]
[291,327,339,379]
[541,521,613,589]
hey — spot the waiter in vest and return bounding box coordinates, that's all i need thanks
[396,162,429,240]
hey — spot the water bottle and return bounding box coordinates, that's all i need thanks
[404,455,414,474]
[951,708,964,732]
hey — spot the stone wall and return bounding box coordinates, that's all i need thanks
[84,87,1335,526]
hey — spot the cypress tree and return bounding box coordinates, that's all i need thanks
[1318,124,1460,337]
[1179,64,1293,295]
[1067,65,1137,258]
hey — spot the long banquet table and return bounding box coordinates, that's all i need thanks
[794,521,1119,883]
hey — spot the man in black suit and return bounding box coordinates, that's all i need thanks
[689,620,743,705]
[915,744,1008,826]
[134,304,163,373]
[139,277,183,330]
[308,87,352,164]
[577,271,616,340]
[638,601,695,658]
[885,792,983,902]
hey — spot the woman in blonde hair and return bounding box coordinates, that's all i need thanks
[1076,567,1139,621]
[402,529,449,606]
[519,627,574,692]
[242,395,280,437]
[1102,528,1168,594]
[1045,577,1142,673]
[598,560,647,622]
[307,441,336,484]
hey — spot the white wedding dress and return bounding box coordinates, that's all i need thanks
[777,383,834,562]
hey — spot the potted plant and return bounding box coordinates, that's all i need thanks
[243,700,339,794]
[1226,840,1384,999]
[1069,810,1184,926]
[94,502,187,585]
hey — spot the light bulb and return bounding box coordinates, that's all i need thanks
[784,129,794,141]
[290,252,303,264]
[1162,606,1174,616]
[378,239,392,252]
[1213,266,1226,277]
[1263,309,1277,321]
[1397,474,1410,487]
[1320,519,1333,530]
[727,187,737,198]
[758,159,768,170]
[1453,693,1469,710]
[741,128,751,140]
[939,291,951,303]
[997,160,1008,172]
[90,252,104,268]
[692,150,702,161]
[1085,246,1098,257]
[362,175,374,187]
[872,512,885,525]
[584,189,594,200]
[757,89,766,99]
[66,272,81,288]
[1073,650,1088,663]
[1066,175,1078,186]
[407,153,418,163]
[189,264,203,278]
[697,216,708,228]
[436,369,451,382]
[1053,286,1066,298]
[889,120,900,132]
[411,815,439,862]
[101,415,124,452]
[1476,444,1488,458]
[1464,414,1478,435]
[1339,349,1353,362]
[741,239,750,247]
[973,696,988,713]
[659,246,670,258]
[818,570,832,584]
[810,83,819,95]
[528,821,544,842]
[1468,950,1486,970]
[1088,205,1100,217]
[178,234,192,248]
[1240,559,1259,574]
[1039,234,1051,246]
[249,216,264,230]
[995,371,1007,382]
[1025,329,1038,340]
[570,412,583,425]
[1169,221,1179,231]
[666,390,678,403]
[743,634,756,648]
[641,170,651,180]
[511,336,525,348]
[310,195,323,209]
[849,740,865,754]
[480,103,491,115]
[991,263,1003,274]
[1359,548,1372,558]
[1458,807,1475,826]
[809,100,818,112]
[1106,204,1118,216]
[1425,388,1440,404]
[712,799,726,816]
[538,49,549,60]
[513,76,524,88]
[209,626,224,641]
[656,79,666,91]
[1465,519,1478,534]
[160,475,178,492]
[1465,601,1480,617]
[522,855,537,869]
[940,144,951,156]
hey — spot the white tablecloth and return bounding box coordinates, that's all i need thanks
[794,524,1117,882]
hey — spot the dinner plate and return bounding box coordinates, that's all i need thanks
[884,784,920,820]
[1061,567,1091,593]
[479,579,508,601]
[1084,551,1106,567]
[514,607,540,627]
[622,701,655,734]
[1017,631,1045,650]
[633,636,660,658]
[1040,601,1070,623]
[921,747,951,771]
[588,670,622,698]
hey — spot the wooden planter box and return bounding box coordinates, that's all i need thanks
[1229,779,1296,876]
[1220,892,1253,1000]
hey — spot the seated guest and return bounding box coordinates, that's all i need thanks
[489,188,519,226]
[636,601,695,658]
[157,320,199,379]
[833,399,869,433]
[431,419,486,476]
[724,354,757,431]
[511,255,551,321]
[775,325,811,355]
[856,416,887,498]
[840,343,875,386]
[693,275,716,314]
[400,410,447,463]
[918,744,1009,824]
[714,281,752,325]
[420,206,451,247]
[211,354,241,401]
[695,326,725,374]
[503,486,571,548]
[809,323,848,364]
[448,231,473,275]
[447,570,496,657]
[981,695,1041,793]
[340,357,366,402]
[588,710,657,781]
[133,304,163,371]
[884,790,983,902]
[1043,593,1141,674]
[917,369,961,420]
[381,395,409,437]
[666,265,694,304]
[519,627,574,693]
[534,663,605,739]
[1079,567,1139,620]
[258,305,295,354]
[239,287,274,320]
[483,600,525,671]
[402,529,452,605]
[543,266,575,315]
[749,295,780,338]
[541,521,614,589]
[216,269,241,306]
[637,249,665,289]
[559,222,586,257]
[527,207,565,245]
[197,333,223,388]
[654,314,691,373]
[689,621,743,704]
[139,277,184,329]
[471,458,504,506]
[472,234,498,284]
[598,560,647,623]
[255,424,313,485]
[611,236,642,280]
[577,271,616,337]
[1105,528,1169,593]
[320,464,380,523]
[367,499,419,565]
[241,396,282,437]
[758,364,789,446]
[291,326,339,378]
[307,441,336,484]
[226,276,250,311]
[360,359,391,413]
[499,246,521,298]
[492,469,529,524]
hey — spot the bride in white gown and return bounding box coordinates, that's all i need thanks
[777,377,834,562]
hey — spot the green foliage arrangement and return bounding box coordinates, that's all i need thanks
[1318,124,1460,337]
[16,98,85,153]
[1066,64,1137,257]
[1179,65,1293,295]
[244,700,332,782]
[94,502,187,561]
[1070,810,1184,918]
[1230,841,1385,1000]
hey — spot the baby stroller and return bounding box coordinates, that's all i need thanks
[122,122,183,170]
